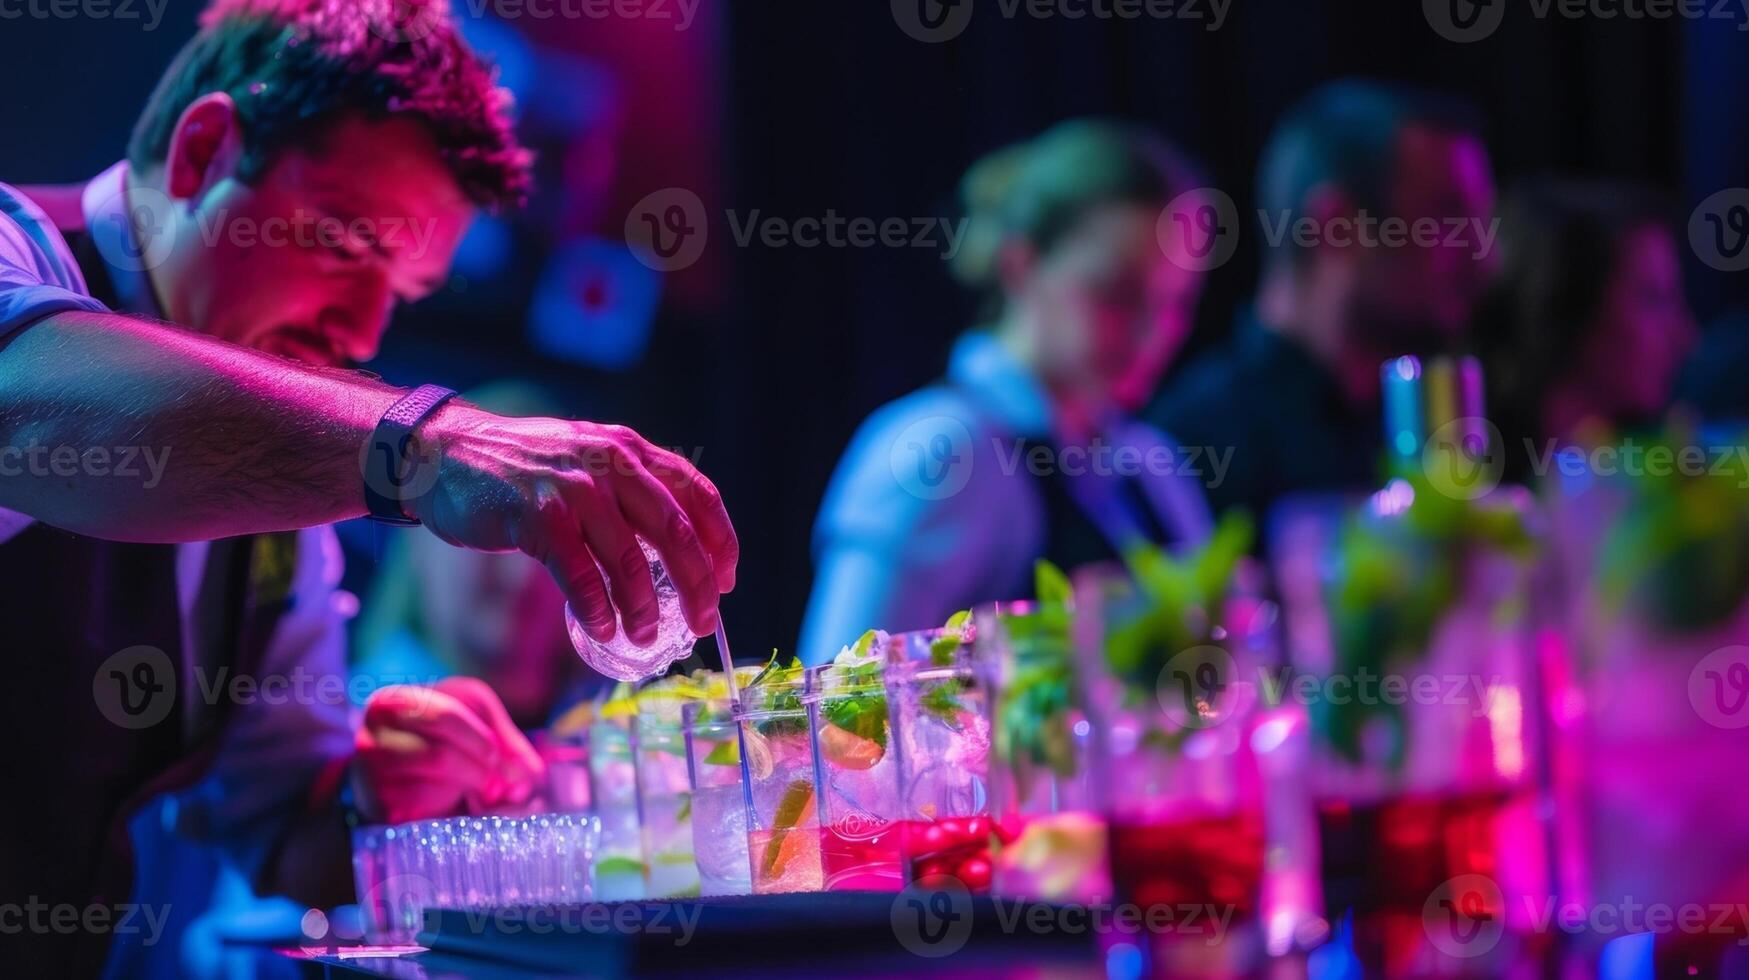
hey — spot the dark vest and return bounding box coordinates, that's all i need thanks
[1019,433,1181,574]
[0,227,290,976]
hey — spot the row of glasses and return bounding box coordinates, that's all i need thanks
[351,812,600,945]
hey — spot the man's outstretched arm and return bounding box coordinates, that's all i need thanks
[0,311,739,642]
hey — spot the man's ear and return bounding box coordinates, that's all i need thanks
[164,93,243,201]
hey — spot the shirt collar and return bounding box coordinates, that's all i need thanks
[946,330,1055,438]
[81,162,165,319]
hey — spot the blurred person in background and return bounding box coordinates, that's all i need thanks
[1148,80,1497,527]
[354,381,607,728]
[799,120,1215,662]
[1473,180,1698,482]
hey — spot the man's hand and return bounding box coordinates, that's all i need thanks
[353,678,547,826]
[409,405,739,647]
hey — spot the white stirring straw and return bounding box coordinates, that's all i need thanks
[714,622,740,707]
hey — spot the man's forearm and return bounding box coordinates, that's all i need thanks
[0,311,400,542]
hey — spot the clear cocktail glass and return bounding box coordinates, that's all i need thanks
[737,661,822,894]
[683,668,760,897]
[976,599,1109,904]
[807,643,906,891]
[886,624,994,892]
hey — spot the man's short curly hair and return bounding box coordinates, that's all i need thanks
[128,0,532,209]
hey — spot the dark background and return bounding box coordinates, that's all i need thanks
[0,0,1740,657]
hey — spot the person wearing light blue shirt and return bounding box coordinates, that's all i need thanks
[800,120,1222,662]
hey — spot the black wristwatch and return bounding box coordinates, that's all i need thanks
[361,384,459,526]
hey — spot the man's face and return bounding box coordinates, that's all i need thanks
[1350,125,1497,351]
[154,113,475,366]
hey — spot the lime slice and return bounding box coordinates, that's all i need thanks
[761,779,816,877]
[703,739,740,767]
[595,855,648,877]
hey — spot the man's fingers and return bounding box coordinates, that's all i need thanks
[364,687,499,769]
[637,445,739,594]
[610,468,720,637]
[573,488,661,647]
[435,677,548,789]
[544,535,616,644]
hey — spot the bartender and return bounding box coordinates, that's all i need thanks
[0,0,737,973]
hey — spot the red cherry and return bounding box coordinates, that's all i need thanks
[915,858,951,879]
[956,857,992,891]
[915,824,948,854]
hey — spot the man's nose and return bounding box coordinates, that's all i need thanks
[330,277,395,362]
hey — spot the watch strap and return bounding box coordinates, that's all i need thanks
[362,384,458,525]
